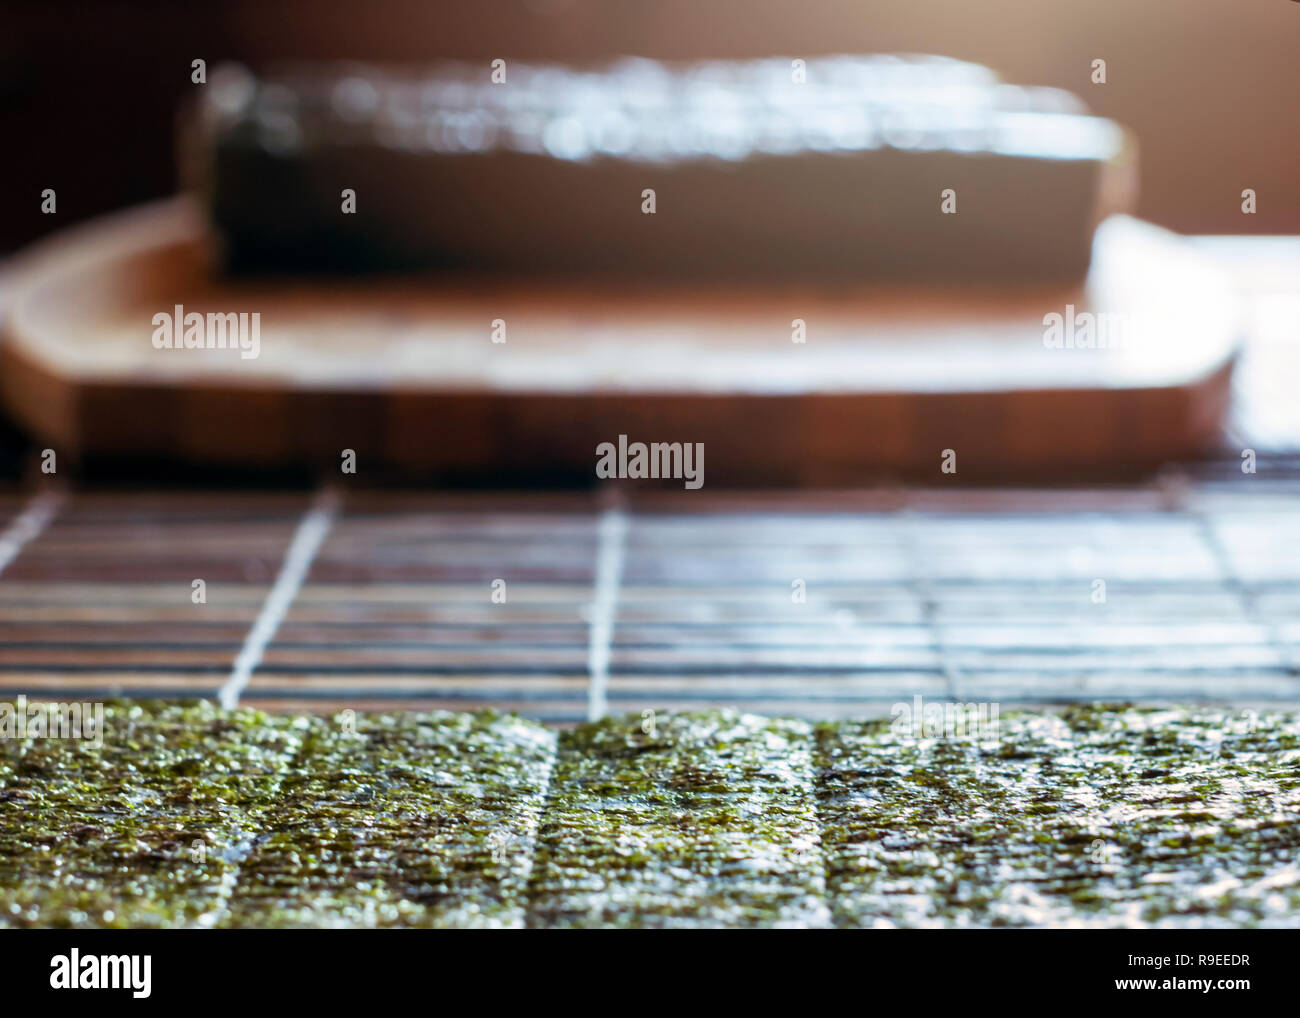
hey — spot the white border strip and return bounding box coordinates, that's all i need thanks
[0,489,65,577]
[586,498,628,722]
[219,487,339,709]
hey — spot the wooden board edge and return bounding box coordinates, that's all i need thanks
[0,357,1229,482]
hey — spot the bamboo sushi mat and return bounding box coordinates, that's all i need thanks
[0,459,1297,724]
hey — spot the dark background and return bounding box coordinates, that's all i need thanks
[2,0,1298,255]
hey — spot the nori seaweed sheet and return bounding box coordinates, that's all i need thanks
[0,702,554,928]
[226,710,555,928]
[0,701,303,927]
[526,711,829,928]
[817,705,1300,928]
[1,701,1298,928]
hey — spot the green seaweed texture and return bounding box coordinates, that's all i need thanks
[1,701,1297,928]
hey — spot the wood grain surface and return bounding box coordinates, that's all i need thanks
[0,200,1240,481]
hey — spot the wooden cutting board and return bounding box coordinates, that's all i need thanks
[0,199,1239,482]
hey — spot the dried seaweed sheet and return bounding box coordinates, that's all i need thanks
[527,711,829,928]
[226,710,555,928]
[0,701,302,927]
[2,701,1299,928]
[817,705,1300,927]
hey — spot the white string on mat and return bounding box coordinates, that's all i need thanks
[219,486,339,710]
[0,488,65,578]
[586,489,627,722]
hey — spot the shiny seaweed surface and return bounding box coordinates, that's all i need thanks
[526,711,828,928]
[0,702,555,929]
[1,701,1298,928]
[818,705,1300,928]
